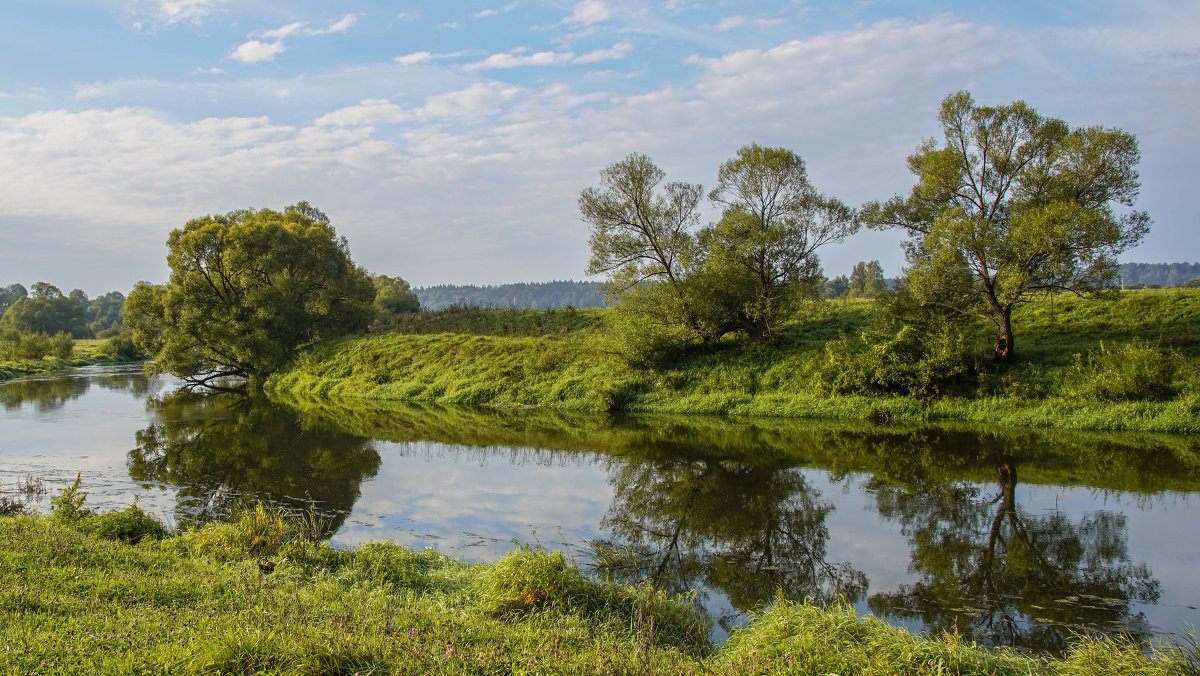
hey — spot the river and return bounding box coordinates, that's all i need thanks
[2,362,1197,651]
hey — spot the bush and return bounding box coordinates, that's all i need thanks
[80,504,169,544]
[0,330,53,360]
[472,545,709,653]
[99,329,143,360]
[1072,341,1184,401]
[344,541,437,588]
[811,288,982,398]
[165,503,323,562]
[50,473,93,522]
[50,331,74,359]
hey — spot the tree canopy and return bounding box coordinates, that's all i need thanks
[863,91,1150,360]
[125,202,375,388]
[0,282,90,338]
[371,274,420,320]
[580,147,853,355]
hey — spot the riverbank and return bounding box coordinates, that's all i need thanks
[266,290,1200,433]
[1,505,1191,675]
[0,339,128,382]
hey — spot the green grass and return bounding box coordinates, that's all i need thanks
[2,503,1192,675]
[266,289,1200,433]
[0,338,133,382]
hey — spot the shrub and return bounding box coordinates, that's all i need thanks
[50,331,74,359]
[472,545,709,653]
[812,288,982,398]
[344,541,436,588]
[50,473,93,522]
[1072,341,1184,401]
[99,329,143,360]
[80,504,169,544]
[166,503,322,562]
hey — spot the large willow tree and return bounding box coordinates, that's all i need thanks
[126,202,375,388]
[864,91,1150,360]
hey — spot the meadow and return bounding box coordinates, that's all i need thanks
[1,494,1194,675]
[266,289,1200,433]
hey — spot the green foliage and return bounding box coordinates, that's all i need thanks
[415,280,606,310]
[864,90,1150,360]
[0,282,91,338]
[85,290,126,334]
[97,328,143,360]
[580,148,854,353]
[1,505,1191,675]
[814,288,983,397]
[165,503,321,562]
[79,503,169,544]
[50,473,92,522]
[0,283,27,317]
[1071,341,1187,401]
[49,331,74,359]
[703,143,857,338]
[473,545,709,653]
[371,273,420,325]
[125,202,376,387]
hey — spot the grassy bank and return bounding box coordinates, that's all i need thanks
[266,290,1200,433]
[0,339,132,382]
[2,502,1193,675]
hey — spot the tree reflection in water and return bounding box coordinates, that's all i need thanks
[868,457,1160,652]
[596,453,867,632]
[127,390,381,533]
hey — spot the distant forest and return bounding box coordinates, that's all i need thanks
[414,281,606,311]
[1119,262,1200,287]
[410,263,1200,311]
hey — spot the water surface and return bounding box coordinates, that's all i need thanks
[2,363,1197,651]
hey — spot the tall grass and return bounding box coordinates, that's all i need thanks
[1,500,1191,675]
[266,289,1200,433]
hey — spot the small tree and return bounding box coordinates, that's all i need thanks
[847,261,886,298]
[705,144,857,337]
[579,153,717,346]
[863,91,1150,360]
[125,202,375,388]
[371,274,420,321]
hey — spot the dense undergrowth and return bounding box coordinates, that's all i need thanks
[2,494,1195,675]
[266,289,1200,433]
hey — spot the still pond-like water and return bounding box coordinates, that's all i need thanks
[2,363,1198,652]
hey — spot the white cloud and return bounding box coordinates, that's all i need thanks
[316,99,412,126]
[74,84,107,100]
[192,67,224,75]
[394,51,467,65]
[575,41,633,64]
[396,12,418,21]
[714,15,746,32]
[465,42,632,70]
[311,14,357,35]
[419,83,524,119]
[564,0,612,25]
[261,21,307,40]
[474,9,499,18]
[231,40,286,64]
[395,51,436,65]
[134,0,229,25]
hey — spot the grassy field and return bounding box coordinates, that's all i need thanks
[2,502,1193,675]
[0,338,130,382]
[266,289,1200,433]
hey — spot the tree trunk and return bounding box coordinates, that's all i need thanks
[993,307,1014,361]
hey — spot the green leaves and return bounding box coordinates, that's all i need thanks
[127,202,376,386]
[865,90,1150,360]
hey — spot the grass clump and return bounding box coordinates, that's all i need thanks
[1,496,1193,675]
[1071,341,1191,401]
[473,545,710,654]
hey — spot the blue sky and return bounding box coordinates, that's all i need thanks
[1,0,1197,293]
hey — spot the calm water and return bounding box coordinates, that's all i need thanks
[2,363,1198,651]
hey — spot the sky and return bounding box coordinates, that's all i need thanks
[1,0,1197,294]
